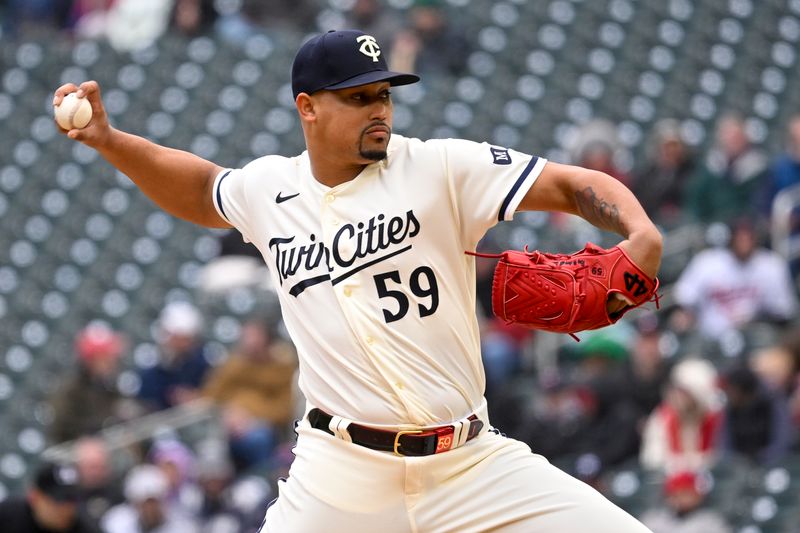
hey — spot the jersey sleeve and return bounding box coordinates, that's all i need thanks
[211,167,255,243]
[439,139,547,247]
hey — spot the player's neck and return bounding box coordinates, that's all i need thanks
[308,154,368,188]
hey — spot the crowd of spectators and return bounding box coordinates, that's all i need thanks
[24,298,297,532]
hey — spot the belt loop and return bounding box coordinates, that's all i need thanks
[328,415,353,443]
[453,417,470,448]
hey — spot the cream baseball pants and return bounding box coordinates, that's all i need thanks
[261,418,652,532]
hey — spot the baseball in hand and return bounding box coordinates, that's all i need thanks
[54,92,93,130]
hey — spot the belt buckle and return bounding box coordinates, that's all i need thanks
[393,430,422,456]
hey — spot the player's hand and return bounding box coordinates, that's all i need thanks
[617,229,662,280]
[53,80,112,149]
[610,230,662,315]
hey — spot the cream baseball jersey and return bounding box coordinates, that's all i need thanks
[212,134,546,427]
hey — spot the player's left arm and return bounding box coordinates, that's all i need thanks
[518,161,662,279]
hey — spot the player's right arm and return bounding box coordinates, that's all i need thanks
[53,81,231,229]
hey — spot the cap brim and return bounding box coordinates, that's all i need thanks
[324,70,420,91]
[46,488,80,503]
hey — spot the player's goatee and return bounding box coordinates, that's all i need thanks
[360,149,387,161]
[359,122,391,161]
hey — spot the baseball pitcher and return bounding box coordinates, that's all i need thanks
[54,30,660,532]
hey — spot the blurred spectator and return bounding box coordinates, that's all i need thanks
[193,447,238,529]
[569,330,642,471]
[639,470,731,533]
[104,0,175,52]
[640,358,723,473]
[100,464,198,533]
[517,329,641,478]
[68,0,174,52]
[214,0,316,48]
[68,0,115,40]
[390,0,470,78]
[1,0,73,39]
[49,323,139,444]
[170,0,218,37]
[632,119,696,227]
[752,331,800,440]
[616,320,673,439]
[74,437,124,525]
[138,301,212,412]
[672,218,797,340]
[202,318,297,471]
[760,114,800,215]
[343,0,403,50]
[148,438,198,516]
[568,119,631,186]
[718,364,793,466]
[199,230,269,293]
[762,115,800,277]
[0,461,101,533]
[751,343,798,398]
[184,438,271,532]
[684,113,768,223]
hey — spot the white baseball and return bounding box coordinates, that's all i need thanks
[54,92,93,130]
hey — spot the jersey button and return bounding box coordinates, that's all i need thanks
[343,287,352,297]
[365,336,374,345]
[325,193,335,203]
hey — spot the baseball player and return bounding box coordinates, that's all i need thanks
[54,30,661,532]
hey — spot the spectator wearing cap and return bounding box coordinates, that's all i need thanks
[639,470,731,533]
[138,301,213,412]
[100,464,198,533]
[0,461,101,533]
[48,323,139,444]
[640,359,724,473]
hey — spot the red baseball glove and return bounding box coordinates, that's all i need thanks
[471,243,659,339]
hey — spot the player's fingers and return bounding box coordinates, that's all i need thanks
[606,293,631,316]
[76,80,104,114]
[52,83,79,107]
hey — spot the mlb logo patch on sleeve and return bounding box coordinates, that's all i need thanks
[490,147,512,165]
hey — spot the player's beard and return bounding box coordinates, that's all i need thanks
[359,123,391,161]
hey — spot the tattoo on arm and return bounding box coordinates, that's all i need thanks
[574,186,628,236]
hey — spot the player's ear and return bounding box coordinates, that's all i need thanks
[296,93,316,123]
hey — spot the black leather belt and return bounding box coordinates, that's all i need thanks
[307,408,485,457]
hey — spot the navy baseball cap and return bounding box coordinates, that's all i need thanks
[34,462,81,502]
[291,30,420,98]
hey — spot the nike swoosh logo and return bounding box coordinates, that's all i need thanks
[276,192,300,204]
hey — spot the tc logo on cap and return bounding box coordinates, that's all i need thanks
[357,35,381,62]
[55,465,79,486]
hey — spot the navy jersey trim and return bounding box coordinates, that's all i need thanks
[215,170,232,221]
[497,156,539,222]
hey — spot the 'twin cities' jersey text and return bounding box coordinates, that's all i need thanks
[212,135,547,427]
[269,210,421,297]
